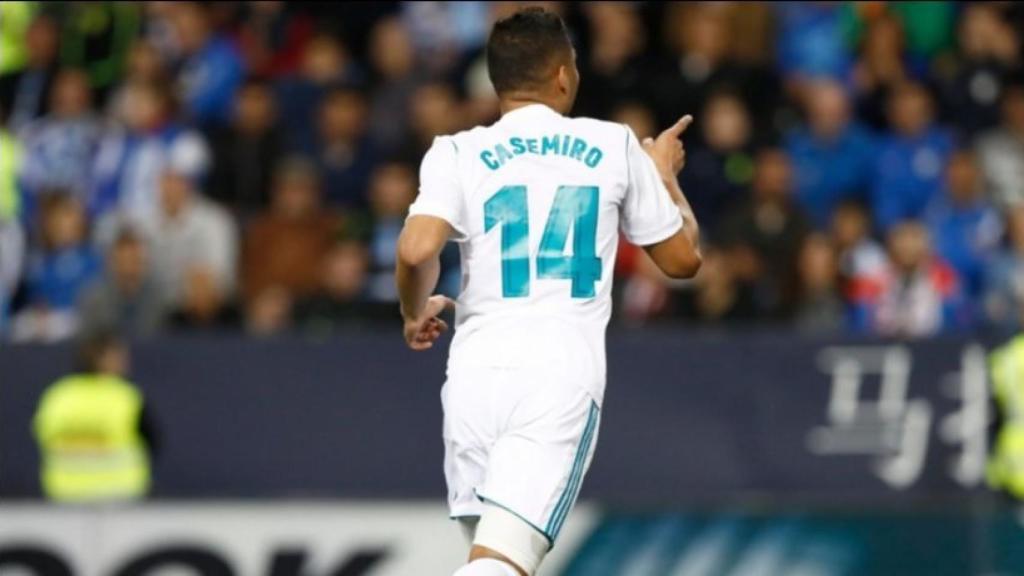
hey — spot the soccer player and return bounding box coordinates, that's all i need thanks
[395,8,702,576]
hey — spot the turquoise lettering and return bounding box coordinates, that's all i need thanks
[541,135,559,155]
[510,137,526,155]
[584,147,603,168]
[481,151,499,170]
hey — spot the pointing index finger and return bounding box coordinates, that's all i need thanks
[663,115,693,138]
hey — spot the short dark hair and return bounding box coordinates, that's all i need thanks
[486,7,572,95]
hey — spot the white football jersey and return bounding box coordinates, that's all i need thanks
[409,104,682,403]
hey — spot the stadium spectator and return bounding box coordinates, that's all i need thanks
[774,2,852,85]
[208,79,285,215]
[169,2,243,128]
[91,80,210,223]
[401,82,462,163]
[365,162,417,302]
[985,206,1024,331]
[366,17,422,157]
[0,12,60,131]
[680,89,757,236]
[611,101,657,141]
[232,2,313,79]
[295,237,393,334]
[78,226,165,338]
[868,221,967,338]
[0,217,23,332]
[167,266,240,331]
[17,69,102,214]
[0,105,21,221]
[0,0,34,74]
[830,200,887,327]
[794,233,845,333]
[870,81,953,233]
[940,3,1021,137]
[851,13,913,132]
[926,150,1003,299]
[572,2,647,120]
[316,86,377,210]
[11,194,100,343]
[147,162,237,313]
[976,82,1024,209]
[719,149,810,319]
[58,2,141,103]
[786,79,876,229]
[275,34,361,155]
[620,251,674,325]
[676,248,756,325]
[242,157,341,307]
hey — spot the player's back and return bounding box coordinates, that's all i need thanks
[410,104,681,399]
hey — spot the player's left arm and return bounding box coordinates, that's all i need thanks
[396,215,454,350]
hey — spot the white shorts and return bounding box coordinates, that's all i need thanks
[442,359,601,545]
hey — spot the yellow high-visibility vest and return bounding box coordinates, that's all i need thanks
[989,336,1024,498]
[0,2,35,74]
[33,374,151,502]
[0,130,20,220]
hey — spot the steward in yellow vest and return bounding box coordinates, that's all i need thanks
[989,335,1024,498]
[33,332,155,502]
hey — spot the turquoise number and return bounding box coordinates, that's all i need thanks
[484,184,602,299]
[484,185,530,297]
[538,186,602,298]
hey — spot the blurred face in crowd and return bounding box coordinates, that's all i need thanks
[180,266,224,321]
[323,241,368,301]
[121,82,167,132]
[585,3,644,72]
[411,83,460,141]
[863,15,904,64]
[752,149,792,202]
[887,222,931,273]
[945,151,982,205]
[234,82,276,134]
[673,3,729,63]
[369,163,416,218]
[247,286,291,336]
[42,196,87,251]
[1007,206,1024,253]
[126,41,165,83]
[159,171,194,218]
[831,203,870,250]
[1004,87,1024,133]
[51,69,93,118]
[272,164,320,219]
[702,92,751,152]
[302,35,347,84]
[799,234,838,292]
[171,3,212,55]
[959,4,1018,61]
[806,80,850,140]
[319,89,367,143]
[110,232,149,292]
[611,102,656,140]
[26,15,59,68]
[370,18,414,80]
[95,341,130,377]
[888,83,934,137]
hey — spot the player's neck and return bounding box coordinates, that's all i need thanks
[499,95,563,116]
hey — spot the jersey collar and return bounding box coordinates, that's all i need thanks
[499,103,562,123]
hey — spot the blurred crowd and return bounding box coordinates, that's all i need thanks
[0,1,1023,342]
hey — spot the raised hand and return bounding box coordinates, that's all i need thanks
[642,115,693,177]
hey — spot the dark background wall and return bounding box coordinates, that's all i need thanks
[0,329,1006,503]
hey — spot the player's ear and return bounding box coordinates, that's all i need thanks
[556,65,570,95]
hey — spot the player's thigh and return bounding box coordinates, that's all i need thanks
[478,381,600,544]
[442,365,493,518]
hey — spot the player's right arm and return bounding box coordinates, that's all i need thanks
[622,116,702,279]
[396,136,464,350]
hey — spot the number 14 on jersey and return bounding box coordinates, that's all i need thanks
[484,185,602,299]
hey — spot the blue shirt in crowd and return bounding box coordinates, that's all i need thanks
[870,127,954,233]
[179,36,244,125]
[27,245,100,310]
[927,196,1003,298]
[786,123,876,229]
[775,2,852,81]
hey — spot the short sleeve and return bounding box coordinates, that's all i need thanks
[408,136,468,240]
[620,127,684,246]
